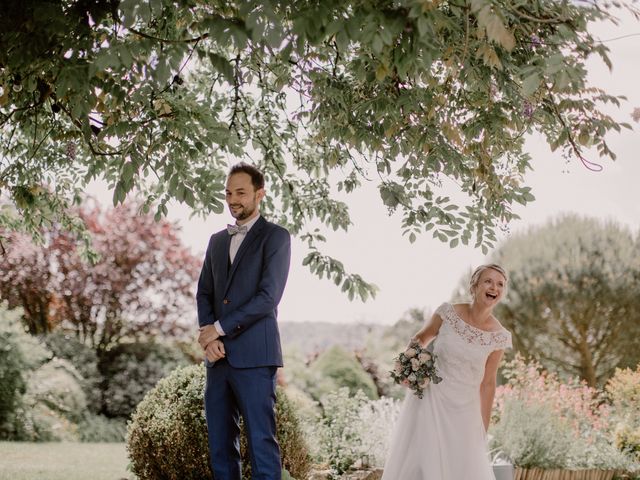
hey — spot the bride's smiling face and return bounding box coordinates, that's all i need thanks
[472,268,506,306]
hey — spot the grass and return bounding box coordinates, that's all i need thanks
[0,442,132,480]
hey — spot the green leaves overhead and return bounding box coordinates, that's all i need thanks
[1,0,637,300]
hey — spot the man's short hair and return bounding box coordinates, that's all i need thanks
[228,162,265,191]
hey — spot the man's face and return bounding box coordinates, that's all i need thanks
[225,172,264,222]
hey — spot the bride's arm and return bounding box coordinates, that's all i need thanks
[480,349,505,431]
[411,312,443,348]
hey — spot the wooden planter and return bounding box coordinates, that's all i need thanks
[514,468,624,480]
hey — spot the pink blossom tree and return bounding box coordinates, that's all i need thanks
[0,200,200,354]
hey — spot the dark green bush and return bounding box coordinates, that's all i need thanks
[3,358,87,442]
[44,330,103,413]
[0,306,28,432]
[0,307,90,441]
[100,341,189,418]
[127,365,312,480]
[78,413,126,442]
[309,345,378,400]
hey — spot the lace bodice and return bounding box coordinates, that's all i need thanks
[436,302,512,349]
[431,302,512,388]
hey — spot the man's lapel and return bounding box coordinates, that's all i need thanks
[224,216,266,293]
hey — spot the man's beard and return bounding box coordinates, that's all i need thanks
[230,203,255,220]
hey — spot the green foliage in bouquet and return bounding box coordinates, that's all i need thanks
[127,365,311,480]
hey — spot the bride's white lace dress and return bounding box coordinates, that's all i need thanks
[382,302,512,480]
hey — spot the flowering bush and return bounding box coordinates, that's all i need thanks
[316,388,369,475]
[315,388,401,476]
[615,424,640,463]
[491,398,577,468]
[607,366,640,462]
[491,355,636,470]
[607,366,640,425]
[354,396,401,467]
[389,341,442,399]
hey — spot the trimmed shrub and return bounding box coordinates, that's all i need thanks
[78,413,127,442]
[0,305,28,432]
[8,358,88,441]
[100,341,189,418]
[1,304,58,440]
[127,365,312,480]
[28,358,87,423]
[44,330,103,413]
[309,345,378,400]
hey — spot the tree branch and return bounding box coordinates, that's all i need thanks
[128,28,209,44]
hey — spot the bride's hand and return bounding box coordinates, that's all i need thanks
[407,336,425,349]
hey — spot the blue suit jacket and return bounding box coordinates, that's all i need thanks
[196,216,290,368]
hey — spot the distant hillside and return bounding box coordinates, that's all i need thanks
[279,321,386,354]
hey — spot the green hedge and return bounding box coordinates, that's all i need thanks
[0,306,28,432]
[44,331,103,413]
[100,341,189,418]
[310,345,378,400]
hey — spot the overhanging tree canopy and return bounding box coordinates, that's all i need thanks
[1,0,637,299]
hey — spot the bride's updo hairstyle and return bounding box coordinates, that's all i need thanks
[469,264,508,298]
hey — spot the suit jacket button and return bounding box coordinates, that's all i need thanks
[223,299,229,304]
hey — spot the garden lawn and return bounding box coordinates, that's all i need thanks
[0,442,132,480]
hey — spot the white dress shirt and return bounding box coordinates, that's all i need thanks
[214,214,261,336]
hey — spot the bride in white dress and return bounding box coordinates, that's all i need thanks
[382,264,512,480]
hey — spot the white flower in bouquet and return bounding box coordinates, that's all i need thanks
[405,347,417,358]
[411,358,421,371]
[418,352,431,363]
[408,373,417,383]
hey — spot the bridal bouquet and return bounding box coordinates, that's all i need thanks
[390,340,442,399]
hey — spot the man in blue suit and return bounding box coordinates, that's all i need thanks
[196,162,291,480]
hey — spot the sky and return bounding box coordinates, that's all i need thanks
[97,8,640,326]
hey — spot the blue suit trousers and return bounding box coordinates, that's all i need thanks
[204,359,281,480]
